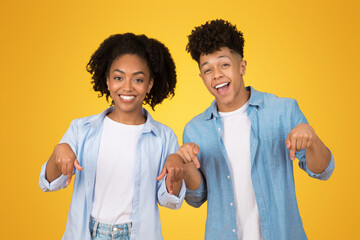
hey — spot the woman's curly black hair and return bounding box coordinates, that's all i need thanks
[186,19,245,64]
[87,33,177,110]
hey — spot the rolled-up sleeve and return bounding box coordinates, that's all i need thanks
[156,129,186,209]
[39,161,67,192]
[157,179,186,209]
[185,169,207,208]
[183,124,208,207]
[292,100,335,180]
[39,119,79,192]
[298,149,335,180]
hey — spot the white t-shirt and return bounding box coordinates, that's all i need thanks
[219,102,262,240]
[90,116,144,224]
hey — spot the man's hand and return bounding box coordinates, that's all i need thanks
[286,123,317,161]
[50,143,83,186]
[176,143,200,168]
[156,154,186,195]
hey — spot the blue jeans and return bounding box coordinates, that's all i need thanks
[89,218,132,240]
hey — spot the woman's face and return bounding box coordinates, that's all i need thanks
[107,54,153,117]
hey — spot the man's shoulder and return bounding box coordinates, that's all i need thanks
[261,91,296,104]
[257,90,299,111]
[185,104,213,128]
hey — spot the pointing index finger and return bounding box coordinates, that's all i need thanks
[193,156,200,168]
[66,163,73,186]
[290,136,296,161]
[166,168,175,195]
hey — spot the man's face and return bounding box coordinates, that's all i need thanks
[199,47,247,112]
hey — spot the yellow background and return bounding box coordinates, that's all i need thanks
[1,0,359,239]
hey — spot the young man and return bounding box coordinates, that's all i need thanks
[176,19,335,240]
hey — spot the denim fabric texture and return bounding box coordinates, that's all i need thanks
[90,218,131,240]
[184,86,335,240]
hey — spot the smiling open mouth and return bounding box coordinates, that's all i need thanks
[215,82,229,89]
[119,95,135,100]
[214,82,230,94]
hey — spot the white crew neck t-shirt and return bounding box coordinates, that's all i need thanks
[91,116,144,224]
[219,102,262,240]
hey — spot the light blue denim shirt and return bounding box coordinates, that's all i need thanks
[184,87,335,240]
[39,107,185,240]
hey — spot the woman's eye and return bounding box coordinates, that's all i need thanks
[134,78,144,83]
[114,76,122,80]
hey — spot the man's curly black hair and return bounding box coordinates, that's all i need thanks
[186,19,245,64]
[87,33,177,110]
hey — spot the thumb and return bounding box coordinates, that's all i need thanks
[74,158,83,171]
[156,167,167,180]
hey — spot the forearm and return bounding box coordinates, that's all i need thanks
[45,151,62,183]
[305,136,331,174]
[184,162,201,190]
[169,180,182,197]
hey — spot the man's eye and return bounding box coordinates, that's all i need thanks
[221,63,230,67]
[204,69,211,74]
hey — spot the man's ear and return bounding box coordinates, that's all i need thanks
[240,59,247,76]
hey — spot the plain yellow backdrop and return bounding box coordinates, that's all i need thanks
[1,0,359,239]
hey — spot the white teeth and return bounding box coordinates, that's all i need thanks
[215,82,229,89]
[120,95,135,100]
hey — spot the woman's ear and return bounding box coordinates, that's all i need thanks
[147,78,154,93]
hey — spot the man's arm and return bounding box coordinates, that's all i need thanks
[286,123,331,174]
[176,143,202,190]
[175,142,208,207]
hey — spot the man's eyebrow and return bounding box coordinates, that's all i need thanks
[218,55,230,60]
[200,61,209,69]
[200,55,231,69]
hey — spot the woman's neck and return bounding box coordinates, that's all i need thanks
[107,108,146,125]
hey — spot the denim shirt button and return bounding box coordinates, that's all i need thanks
[113,227,118,231]
[227,175,230,179]
[218,128,221,131]
[232,229,236,233]
[230,202,234,206]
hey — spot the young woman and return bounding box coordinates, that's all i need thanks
[39,33,185,240]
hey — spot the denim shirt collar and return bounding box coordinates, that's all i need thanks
[204,86,264,120]
[84,106,160,136]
